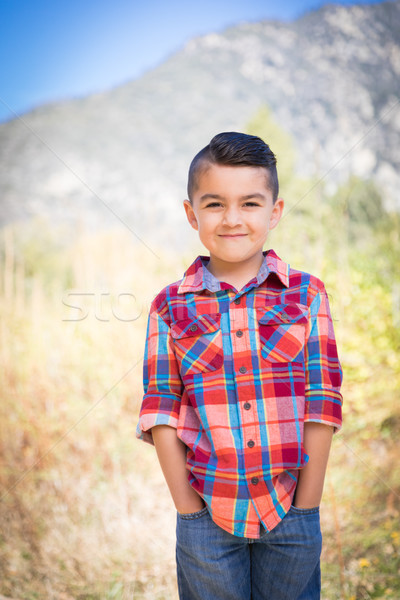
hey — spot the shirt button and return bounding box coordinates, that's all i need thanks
[190,324,198,332]
[236,330,243,337]
[251,477,259,485]
[234,298,241,305]
[244,402,251,410]
[239,366,247,374]
[247,440,255,448]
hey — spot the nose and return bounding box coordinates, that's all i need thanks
[222,205,242,227]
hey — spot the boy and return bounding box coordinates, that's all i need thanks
[136,132,343,600]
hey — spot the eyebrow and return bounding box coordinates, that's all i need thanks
[199,193,266,204]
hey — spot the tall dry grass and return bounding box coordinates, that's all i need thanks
[0,223,195,599]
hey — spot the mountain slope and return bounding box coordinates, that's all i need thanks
[0,1,399,247]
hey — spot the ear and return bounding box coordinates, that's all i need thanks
[183,199,199,231]
[269,197,284,230]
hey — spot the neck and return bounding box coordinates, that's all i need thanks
[207,252,265,289]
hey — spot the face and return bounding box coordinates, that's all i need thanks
[183,163,284,275]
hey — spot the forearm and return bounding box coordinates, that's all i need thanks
[152,425,205,513]
[293,422,334,508]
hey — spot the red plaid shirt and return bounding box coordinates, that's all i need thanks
[137,249,343,538]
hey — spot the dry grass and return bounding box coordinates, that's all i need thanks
[0,224,188,599]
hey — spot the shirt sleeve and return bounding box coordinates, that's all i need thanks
[304,287,343,432]
[136,300,183,445]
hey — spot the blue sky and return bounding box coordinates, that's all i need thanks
[0,0,387,123]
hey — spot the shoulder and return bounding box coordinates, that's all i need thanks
[148,255,204,321]
[149,277,186,324]
[286,264,327,307]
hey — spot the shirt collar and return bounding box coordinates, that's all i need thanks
[177,249,290,294]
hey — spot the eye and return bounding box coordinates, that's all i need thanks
[243,201,261,207]
[204,202,223,208]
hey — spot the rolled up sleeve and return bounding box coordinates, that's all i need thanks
[304,288,343,432]
[136,301,183,445]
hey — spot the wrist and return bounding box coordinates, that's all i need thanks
[176,497,206,514]
[292,486,322,508]
[173,480,206,514]
[292,500,320,509]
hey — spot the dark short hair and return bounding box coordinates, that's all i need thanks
[187,132,279,203]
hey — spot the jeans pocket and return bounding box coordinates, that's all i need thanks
[289,504,320,515]
[177,506,209,521]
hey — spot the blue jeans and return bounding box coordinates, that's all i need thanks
[176,505,322,600]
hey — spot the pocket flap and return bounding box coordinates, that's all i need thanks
[257,303,308,326]
[171,313,221,339]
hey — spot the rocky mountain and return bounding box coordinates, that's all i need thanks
[0,1,399,248]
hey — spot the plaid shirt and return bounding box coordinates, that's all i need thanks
[136,249,343,538]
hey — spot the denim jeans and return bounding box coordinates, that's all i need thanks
[176,505,322,600]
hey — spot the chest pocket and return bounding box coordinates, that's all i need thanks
[170,313,224,376]
[257,303,308,363]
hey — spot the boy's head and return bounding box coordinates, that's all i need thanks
[183,132,284,278]
[187,132,279,205]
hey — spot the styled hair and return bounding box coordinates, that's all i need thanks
[187,132,279,203]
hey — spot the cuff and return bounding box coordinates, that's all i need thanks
[304,387,343,433]
[136,413,179,446]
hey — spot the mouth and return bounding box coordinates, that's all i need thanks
[218,233,247,238]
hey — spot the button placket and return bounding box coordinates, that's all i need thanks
[240,395,261,494]
[243,425,259,456]
[230,295,260,494]
[230,302,249,375]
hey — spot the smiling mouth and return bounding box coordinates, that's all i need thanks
[219,234,247,237]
